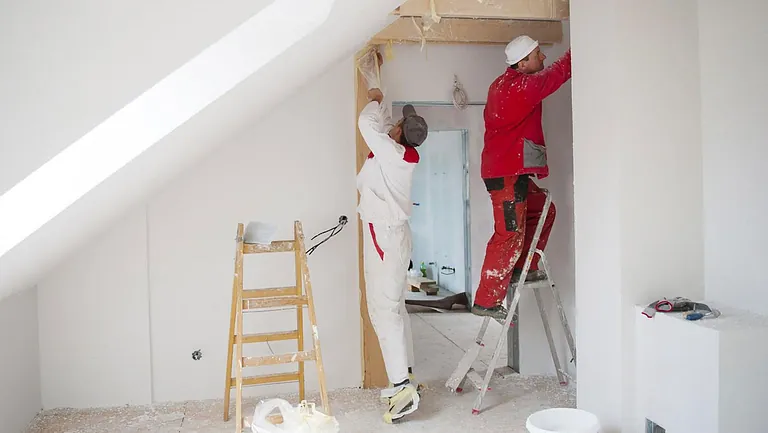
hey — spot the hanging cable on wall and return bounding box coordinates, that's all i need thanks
[306,215,348,256]
[452,74,468,110]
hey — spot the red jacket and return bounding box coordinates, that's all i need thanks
[481,50,572,180]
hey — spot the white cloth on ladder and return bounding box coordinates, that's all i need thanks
[363,221,414,385]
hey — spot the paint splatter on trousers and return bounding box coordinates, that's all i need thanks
[474,175,556,309]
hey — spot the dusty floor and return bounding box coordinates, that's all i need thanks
[26,309,575,433]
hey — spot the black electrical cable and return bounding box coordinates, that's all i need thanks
[306,215,348,256]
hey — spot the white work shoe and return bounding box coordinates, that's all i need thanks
[381,383,420,424]
[380,374,421,403]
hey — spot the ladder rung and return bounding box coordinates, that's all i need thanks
[243,241,295,254]
[520,280,552,290]
[230,371,300,387]
[242,350,316,367]
[243,287,297,299]
[243,296,307,310]
[236,331,299,344]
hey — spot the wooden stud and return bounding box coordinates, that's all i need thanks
[394,0,570,21]
[371,17,563,45]
[354,61,390,389]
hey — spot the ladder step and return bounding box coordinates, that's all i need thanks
[520,280,552,290]
[242,350,316,367]
[236,330,299,344]
[243,296,308,310]
[243,241,295,254]
[229,371,300,387]
[243,287,297,299]
[467,370,485,390]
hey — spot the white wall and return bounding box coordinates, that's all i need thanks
[0,289,42,432]
[38,210,152,408]
[700,1,768,315]
[37,59,360,406]
[571,0,704,431]
[0,0,272,195]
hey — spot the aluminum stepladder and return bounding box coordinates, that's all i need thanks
[444,189,577,415]
[223,221,330,432]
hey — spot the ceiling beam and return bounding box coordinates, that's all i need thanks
[371,17,563,45]
[394,0,569,21]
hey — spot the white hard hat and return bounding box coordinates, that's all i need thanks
[505,35,539,66]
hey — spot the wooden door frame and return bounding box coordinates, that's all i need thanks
[355,18,564,389]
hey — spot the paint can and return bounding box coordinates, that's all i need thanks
[526,407,601,433]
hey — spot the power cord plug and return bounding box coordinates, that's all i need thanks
[306,215,348,256]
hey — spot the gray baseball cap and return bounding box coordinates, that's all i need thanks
[401,104,428,147]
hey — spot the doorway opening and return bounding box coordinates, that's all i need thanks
[408,129,472,302]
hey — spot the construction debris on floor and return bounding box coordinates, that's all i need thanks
[26,311,575,433]
[27,376,574,433]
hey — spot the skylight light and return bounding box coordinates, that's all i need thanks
[0,0,335,257]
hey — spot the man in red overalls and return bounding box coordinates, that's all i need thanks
[471,35,572,320]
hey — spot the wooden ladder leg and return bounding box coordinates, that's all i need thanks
[234,229,245,433]
[223,224,244,421]
[295,221,330,415]
[295,232,306,402]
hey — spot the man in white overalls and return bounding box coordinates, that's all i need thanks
[356,52,428,423]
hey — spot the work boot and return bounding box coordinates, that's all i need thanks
[471,303,509,321]
[381,373,422,403]
[381,383,420,424]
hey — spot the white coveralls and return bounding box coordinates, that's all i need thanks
[356,99,416,385]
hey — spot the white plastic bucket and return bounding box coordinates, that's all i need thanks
[526,408,601,433]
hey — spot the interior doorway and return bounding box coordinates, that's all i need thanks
[409,129,472,301]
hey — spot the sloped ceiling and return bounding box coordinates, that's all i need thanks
[0,0,402,300]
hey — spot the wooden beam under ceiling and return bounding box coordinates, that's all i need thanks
[395,0,569,21]
[371,17,563,45]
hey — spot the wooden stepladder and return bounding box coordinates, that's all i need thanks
[223,221,330,432]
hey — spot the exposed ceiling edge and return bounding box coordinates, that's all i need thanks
[394,0,569,21]
[371,17,563,45]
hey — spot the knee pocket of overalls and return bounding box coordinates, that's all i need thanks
[501,176,530,233]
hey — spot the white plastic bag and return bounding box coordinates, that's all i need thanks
[251,399,339,433]
[356,48,381,90]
